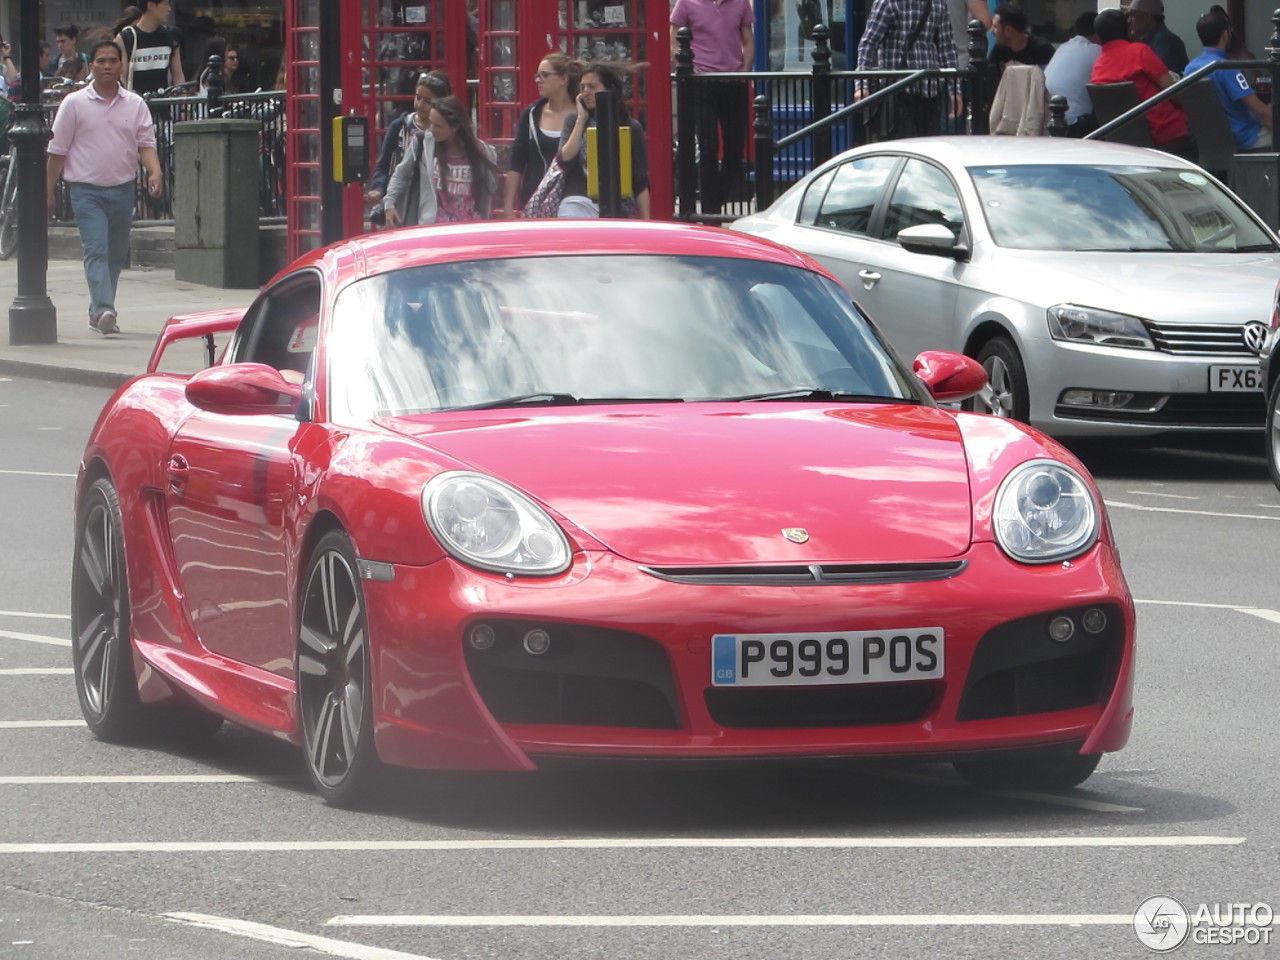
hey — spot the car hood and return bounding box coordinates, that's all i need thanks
[997,251,1280,324]
[382,404,975,565]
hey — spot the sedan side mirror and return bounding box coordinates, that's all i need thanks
[897,223,969,261]
[913,350,987,403]
[185,362,303,416]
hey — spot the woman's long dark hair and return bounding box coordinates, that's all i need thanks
[430,95,500,211]
[580,61,649,124]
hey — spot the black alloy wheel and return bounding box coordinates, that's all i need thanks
[71,478,149,741]
[1267,379,1280,492]
[968,336,1030,423]
[296,530,381,806]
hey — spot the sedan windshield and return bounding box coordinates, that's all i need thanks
[326,255,918,420]
[968,164,1277,253]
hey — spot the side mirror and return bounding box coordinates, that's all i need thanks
[913,350,987,402]
[897,223,969,261]
[185,362,302,416]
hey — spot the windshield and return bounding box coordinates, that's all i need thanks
[967,164,1277,253]
[326,255,918,420]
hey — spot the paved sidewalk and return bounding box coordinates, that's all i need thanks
[0,255,256,388]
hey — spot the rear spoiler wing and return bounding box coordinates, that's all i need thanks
[147,309,245,374]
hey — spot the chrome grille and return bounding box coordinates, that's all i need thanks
[639,561,967,586]
[1145,321,1253,356]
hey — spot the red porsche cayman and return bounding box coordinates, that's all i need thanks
[72,221,1134,806]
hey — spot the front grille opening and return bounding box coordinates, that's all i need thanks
[957,604,1122,722]
[1055,392,1264,426]
[464,621,680,729]
[641,560,967,586]
[705,681,939,729]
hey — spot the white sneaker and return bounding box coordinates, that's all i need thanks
[90,310,120,335]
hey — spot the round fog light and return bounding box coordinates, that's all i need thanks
[1081,608,1107,634]
[468,623,497,651]
[1048,616,1075,642]
[523,628,551,655]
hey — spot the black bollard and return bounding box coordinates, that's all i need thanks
[205,54,225,117]
[594,90,623,219]
[1047,95,1069,137]
[752,95,773,211]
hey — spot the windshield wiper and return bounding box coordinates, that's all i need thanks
[458,394,686,410]
[720,389,904,403]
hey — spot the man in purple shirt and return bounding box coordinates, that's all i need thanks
[670,0,755,215]
[46,39,163,336]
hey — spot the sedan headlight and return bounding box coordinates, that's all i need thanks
[422,472,571,576]
[993,460,1099,564]
[1047,304,1154,350]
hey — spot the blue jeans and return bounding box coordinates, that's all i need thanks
[68,181,134,319]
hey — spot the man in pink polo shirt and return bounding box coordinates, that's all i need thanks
[46,39,163,336]
[670,0,755,215]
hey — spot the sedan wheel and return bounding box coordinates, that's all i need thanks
[1267,380,1280,492]
[71,478,149,741]
[297,530,381,806]
[970,337,1030,423]
[954,750,1101,791]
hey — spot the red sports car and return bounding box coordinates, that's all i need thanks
[72,221,1134,806]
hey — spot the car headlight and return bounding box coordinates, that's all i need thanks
[422,472,571,576]
[993,460,1099,564]
[1047,304,1154,350]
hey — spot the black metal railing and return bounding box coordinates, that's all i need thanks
[673,20,994,221]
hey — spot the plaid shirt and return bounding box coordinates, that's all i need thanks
[856,0,958,95]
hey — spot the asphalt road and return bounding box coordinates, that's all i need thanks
[1,375,1277,960]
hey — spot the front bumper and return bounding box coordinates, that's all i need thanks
[364,542,1135,772]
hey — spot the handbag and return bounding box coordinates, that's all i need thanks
[373,132,424,227]
[522,158,566,218]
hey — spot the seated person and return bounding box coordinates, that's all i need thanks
[990,4,1055,70]
[1126,0,1188,76]
[1045,11,1101,136]
[1185,9,1272,151]
[1090,7,1192,154]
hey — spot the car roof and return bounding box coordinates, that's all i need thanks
[296,220,825,283]
[836,135,1201,170]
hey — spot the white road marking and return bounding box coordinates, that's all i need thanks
[862,767,1141,813]
[0,836,1243,854]
[0,468,75,478]
[1106,499,1280,522]
[0,611,70,620]
[0,668,73,676]
[164,913,436,960]
[0,774,293,785]
[0,720,82,728]
[1135,599,1280,625]
[0,629,70,647]
[328,913,1136,928]
[1123,490,1197,500]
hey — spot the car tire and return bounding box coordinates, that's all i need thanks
[71,478,152,742]
[296,529,383,807]
[969,337,1030,422]
[953,749,1102,791]
[1267,379,1280,492]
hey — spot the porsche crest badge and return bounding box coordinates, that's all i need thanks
[781,528,810,543]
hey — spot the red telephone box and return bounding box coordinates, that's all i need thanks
[284,0,469,260]
[476,0,673,220]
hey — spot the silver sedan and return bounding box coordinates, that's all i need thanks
[732,136,1279,438]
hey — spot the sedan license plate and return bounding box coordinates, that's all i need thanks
[711,629,944,687]
[1209,365,1262,392]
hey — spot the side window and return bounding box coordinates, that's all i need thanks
[232,275,323,381]
[814,155,899,236]
[798,167,837,225]
[881,159,966,242]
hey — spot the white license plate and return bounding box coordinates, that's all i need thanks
[711,628,944,687]
[1209,365,1263,392]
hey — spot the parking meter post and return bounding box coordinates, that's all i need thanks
[753,95,774,210]
[810,24,832,166]
[676,27,697,220]
[595,90,622,218]
[1047,95,1069,137]
[968,19,991,135]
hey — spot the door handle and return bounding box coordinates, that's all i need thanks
[858,270,881,289]
[167,455,190,494]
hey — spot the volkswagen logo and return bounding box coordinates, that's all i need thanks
[1243,321,1270,355]
[781,528,809,543]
